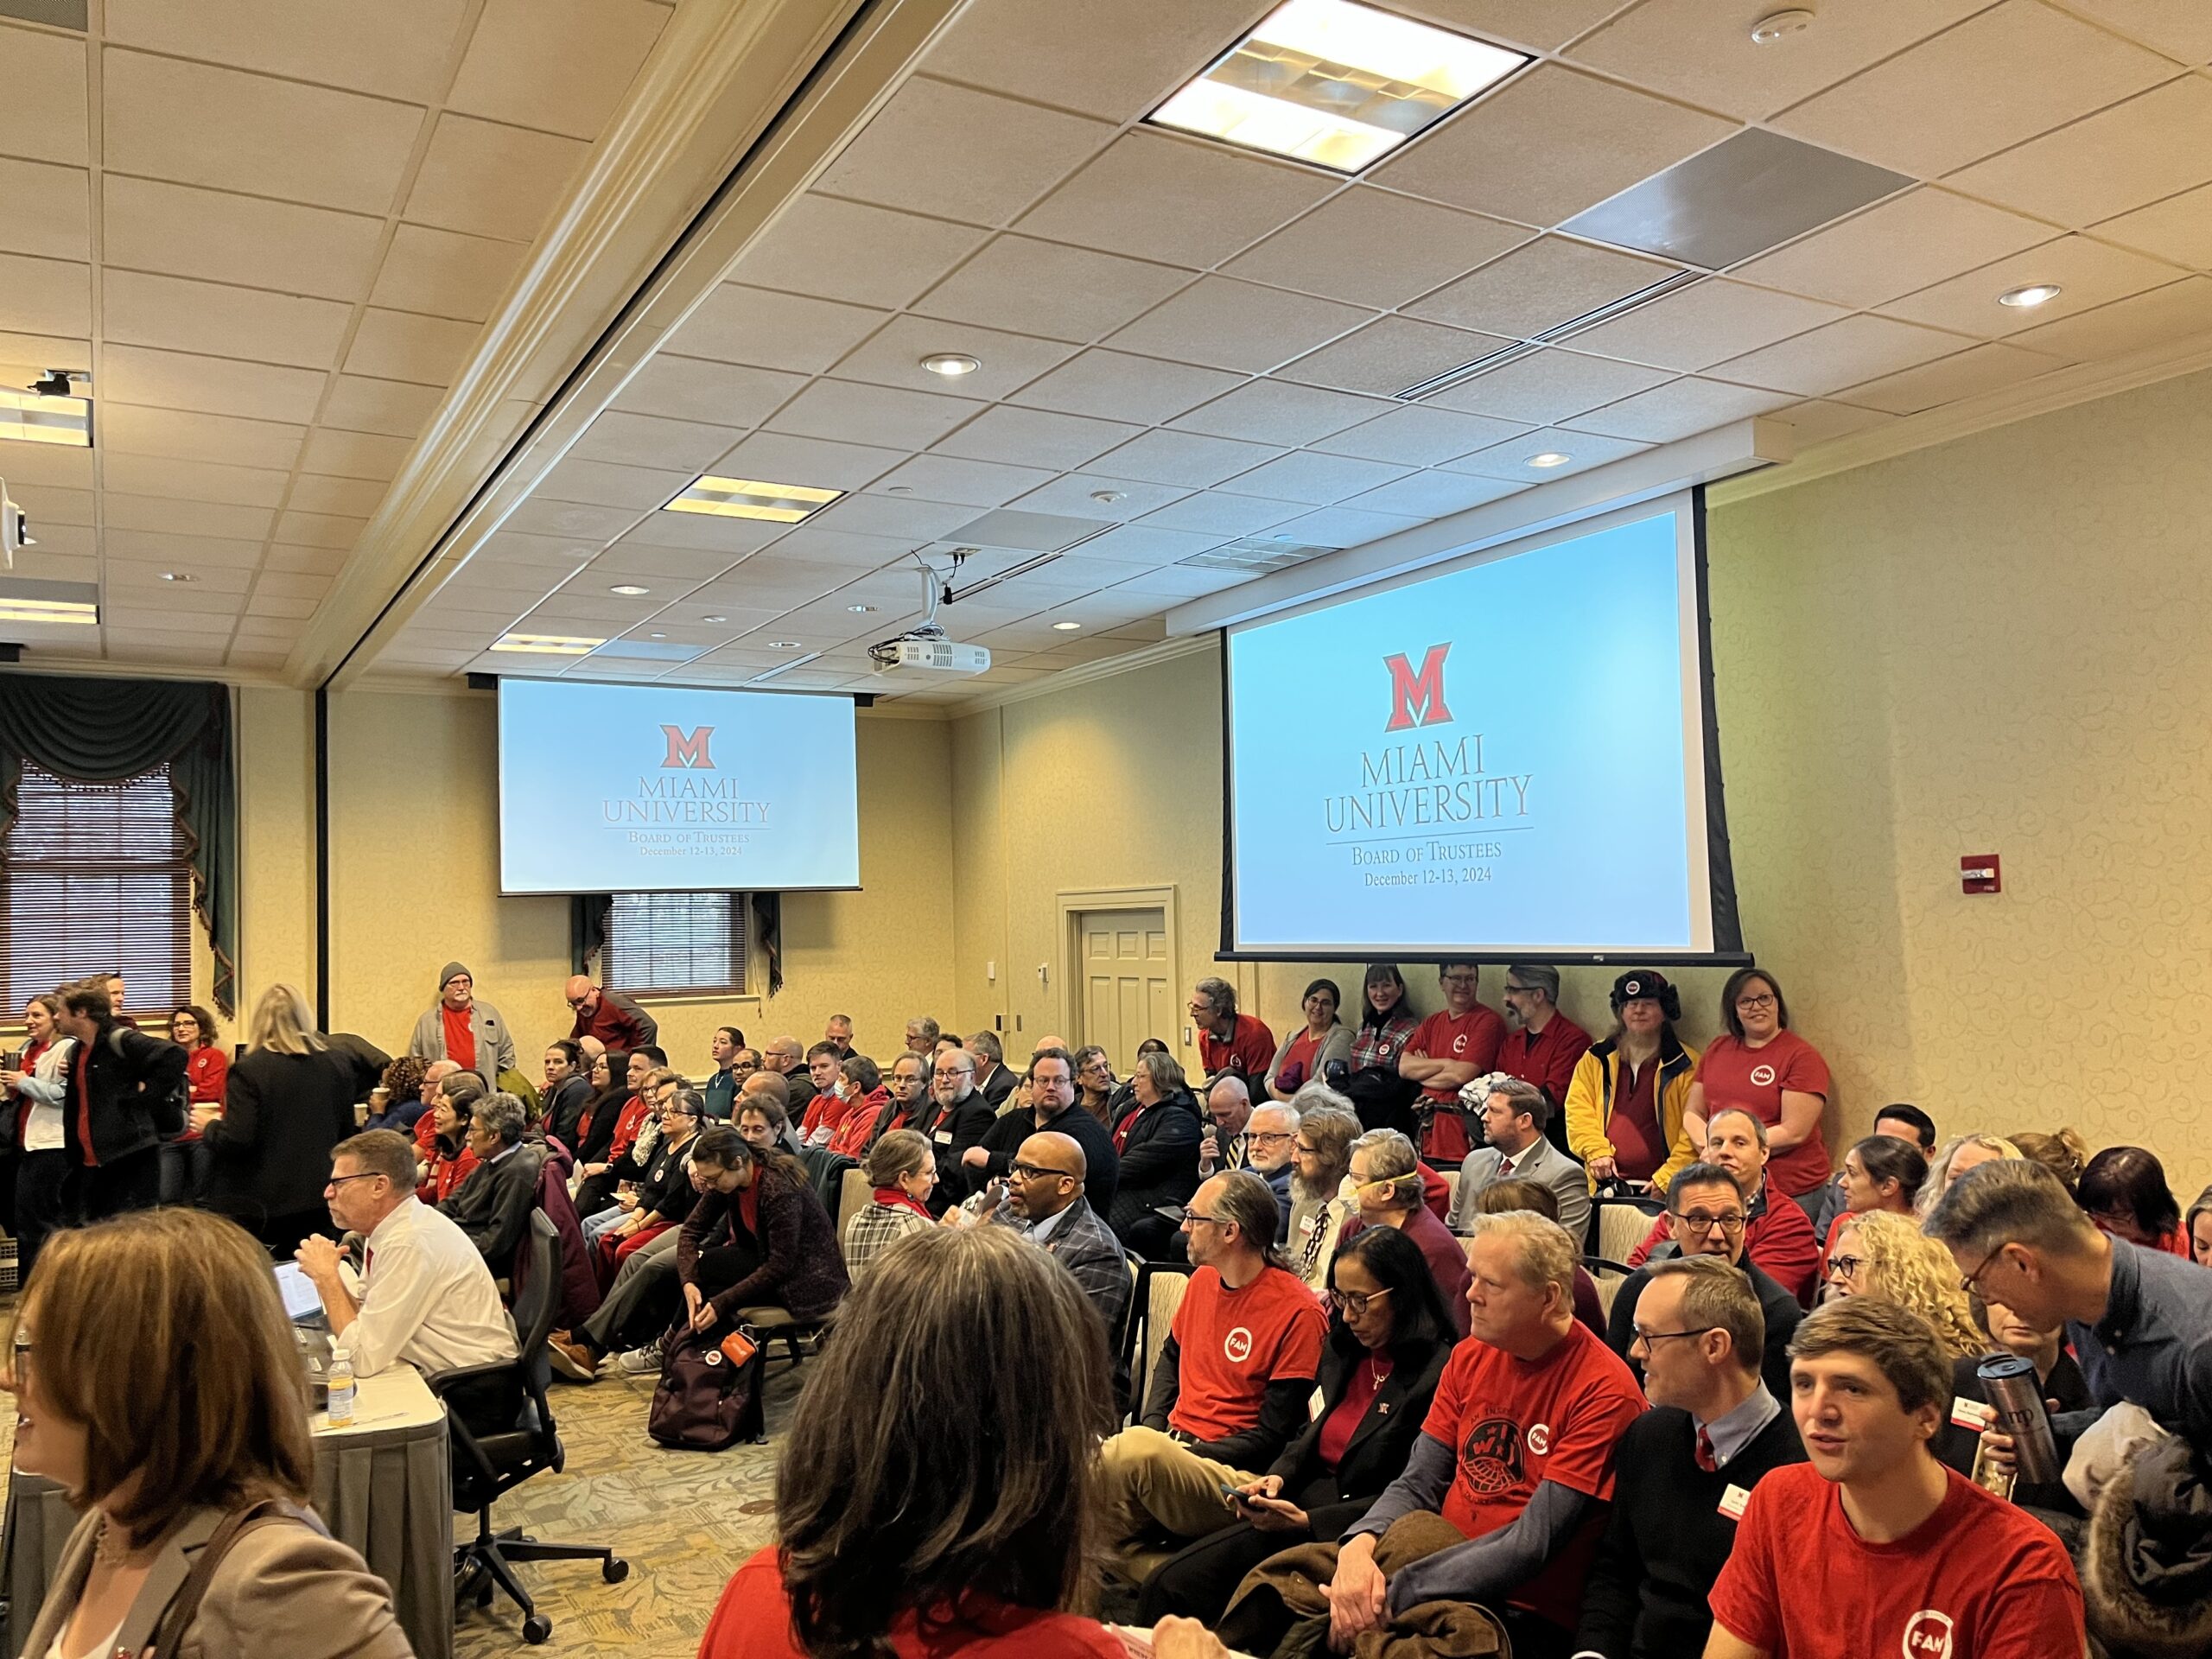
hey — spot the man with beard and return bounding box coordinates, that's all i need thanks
[985,1128,1128,1338]
[1497,965,1590,1154]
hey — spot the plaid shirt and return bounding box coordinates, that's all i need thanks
[990,1194,1131,1338]
[1347,1011,1420,1075]
[840,1195,932,1280]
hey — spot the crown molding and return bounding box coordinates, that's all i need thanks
[945,632,1220,719]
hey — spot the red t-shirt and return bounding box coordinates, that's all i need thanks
[183,1045,228,1105]
[1422,1320,1646,1630]
[799,1087,855,1141]
[1408,1006,1504,1163]
[441,1003,477,1072]
[1497,1014,1591,1108]
[1709,1462,2085,1659]
[1695,1030,1833,1196]
[698,1548,1125,1659]
[1276,1028,1325,1090]
[1199,1013,1277,1084]
[1167,1265,1326,1445]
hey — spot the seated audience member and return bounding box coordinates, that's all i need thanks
[1446,1077,1589,1247]
[702,1027,745,1122]
[1824,1211,1986,1360]
[1395,960,1503,1165]
[592,1087,701,1290]
[575,1050,662,1216]
[967,1048,1121,1217]
[1704,1299,2086,1659]
[1071,1045,1117,1125]
[569,1046,626,1161]
[1342,963,1421,1137]
[1565,972,1698,1196]
[2078,1144,2192,1257]
[1243,1103,1299,1243]
[1472,1181,1606,1335]
[913,1047,998,1211]
[677,1127,849,1336]
[1140,1227,1458,1627]
[1190,976,1276,1087]
[822,1014,853,1057]
[1265,978,1350,1103]
[1577,1255,1807,1659]
[1096,1171,1327,1561]
[983,1129,1130,1340]
[1287,1096,1363,1290]
[695,1226,1230,1659]
[407,962,516,1088]
[415,1074,478,1203]
[1819,1135,1929,1267]
[901,1015,939,1055]
[1198,1075,1253,1175]
[1099,1051,1206,1255]
[736,1072,808,1160]
[2190,1183,2212,1267]
[1497,964,1592,1153]
[1227,1211,1646,1659]
[12,1209,411,1658]
[2007,1124,2088,1194]
[1606,1163,1802,1404]
[563,973,657,1052]
[413,1066,485,1181]
[363,1054,429,1135]
[436,1091,545,1281]
[1341,1129,1471,1336]
[760,1035,806,1090]
[795,1043,847,1141]
[1683,969,1832,1212]
[842,1128,936,1281]
[1802,1103,1936,1240]
[198,983,359,1250]
[1932,1294,2089,1512]
[1914,1132,2022,1220]
[295,1129,516,1376]
[1631,1108,1821,1305]
[539,1039,591,1147]
[824,1052,891,1157]
[1928,1160,2212,1457]
[966,1029,1016,1109]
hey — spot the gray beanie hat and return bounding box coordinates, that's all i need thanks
[439,961,472,990]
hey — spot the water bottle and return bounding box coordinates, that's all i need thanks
[326,1344,356,1428]
[1976,1354,2058,1484]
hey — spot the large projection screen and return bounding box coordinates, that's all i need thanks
[1222,490,1745,963]
[498,678,860,895]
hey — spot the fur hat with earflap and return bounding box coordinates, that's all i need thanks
[2084,1429,2212,1659]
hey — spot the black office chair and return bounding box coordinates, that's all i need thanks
[429,1211,627,1645]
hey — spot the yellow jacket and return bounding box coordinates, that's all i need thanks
[1563,1033,1700,1195]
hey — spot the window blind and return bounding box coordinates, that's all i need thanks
[602,891,747,997]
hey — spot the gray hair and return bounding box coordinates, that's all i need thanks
[478,1091,527,1147]
[1193,976,1236,1018]
[1504,963,1560,1001]
[1465,1210,1575,1303]
[1645,1255,1764,1376]
[1350,1128,1422,1209]
[1289,1080,1353,1117]
[1923,1159,2095,1258]
[1706,1106,1769,1149]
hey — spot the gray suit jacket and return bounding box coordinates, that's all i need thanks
[1448,1134,1591,1249]
[23,1503,410,1659]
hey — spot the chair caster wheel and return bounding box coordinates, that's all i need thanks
[522,1614,552,1644]
[475,1584,494,1608]
[603,1556,630,1584]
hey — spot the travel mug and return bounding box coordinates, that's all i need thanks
[1976,1354,2060,1485]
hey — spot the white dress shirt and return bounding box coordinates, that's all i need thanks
[347,1196,516,1377]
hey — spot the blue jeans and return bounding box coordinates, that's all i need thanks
[580,1203,628,1244]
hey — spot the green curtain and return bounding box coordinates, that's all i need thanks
[0,674,238,1014]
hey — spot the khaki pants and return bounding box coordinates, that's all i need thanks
[1096,1426,1261,1550]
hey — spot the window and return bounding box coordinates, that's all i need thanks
[1,762,191,1011]
[602,892,747,997]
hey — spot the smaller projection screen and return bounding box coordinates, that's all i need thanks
[498,678,860,895]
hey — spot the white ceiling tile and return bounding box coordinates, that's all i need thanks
[1370,65,1737,229]
[1107,279,1377,381]
[104,526,269,568]
[612,354,806,427]
[1948,77,2212,229]
[1565,376,1795,443]
[2094,182,2212,270]
[1008,474,1191,519]
[1338,470,1523,518]
[321,374,443,438]
[827,314,1079,400]
[855,454,1057,508]
[671,285,889,375]
[103,343,327,423]
[1731,187,2059,311]
[299,426,411,480]
[103,49,423,214]
[731,194,990,310]
[100,453,289,508]
[1314,404,1529,467]
[345,308,480,386]
[918,0,1273,123]
[266,542,359,575]
[571,410,744,471]
[445,0,665,139]
[1407,236,1682,340]
[713,430,911,491]
[369,225,527,324]
[755,527,910,569]
[1564,279,1849,372]
[1224,188,1532,309]
[102,175,385,302]
[610,512,782,556]
[1171,380,1394,446]
[285,475,390,517]
[271,510,365,550]
[1072,524,1236,565]
[814,75,1113,227]
[0,254,88,338]
[1774,2,2176,177]
[405,115,591,242]
[0,445,91,488]
[768,378,986,449]
[1713,315,1974,396]
[912,234,1192,343]
[103,493,274,539]
[931,404,1141,470]
[1877,234,2186,338]
[0,158,88,262]
[2006,275,2212,359]
[1014,130,1337,269]
[1280,316,1511,397]
[1007,349,1245,424]
[101,270,352,369]
[1219,450,1415,506]
[1425,349,1675,425]
[12,484,89,526]
[1136,492,1307,537]
[536,457,692,511]
[1255,505,1422,550]
[808,492,979,541]
[503,498,642,540]
[1443,427,1649,481]
[1384,0,1626,53]
[0,23,88,166]
[104,0,469,103]
[1089,429,1287,487]
[1837,340,2069,416]
[2058,0,2212,62]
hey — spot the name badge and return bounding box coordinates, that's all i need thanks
[1951,1395,1997,1433]
[932,1129,954,1145]
[1717,1484,1751,1522]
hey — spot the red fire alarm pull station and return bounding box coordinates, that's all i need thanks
[1961,855,2001,895]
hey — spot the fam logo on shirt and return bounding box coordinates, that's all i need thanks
[1382,644,1452,733]
[1749,1063,1777,1088]
[1902,1609,1954,1659]
[1458,1417,1524,1495]
[1224,1326,1254,1363]
[1451,1033,1470,1055]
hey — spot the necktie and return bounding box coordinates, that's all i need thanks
[1695,1427,1718,1473]
[1497,1154,1516,1179]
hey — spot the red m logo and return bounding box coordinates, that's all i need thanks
[1382,645,1452,732]
[660,725,715,769]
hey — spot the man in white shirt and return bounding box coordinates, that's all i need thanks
[295,1128,516,1377]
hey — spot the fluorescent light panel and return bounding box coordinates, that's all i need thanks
[491,632,603,655]
[0,599,96,624]
[1149,0,1527,174]
[662,474,842,524]
[0,389,92,448]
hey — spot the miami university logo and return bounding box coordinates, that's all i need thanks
[1383,644,1452,732]
[660,725,715,769]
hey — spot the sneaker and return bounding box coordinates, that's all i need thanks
[546,1335,599,1383]
[616,1338,664,1376]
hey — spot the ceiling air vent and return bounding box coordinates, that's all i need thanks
[1179,537,1342,573]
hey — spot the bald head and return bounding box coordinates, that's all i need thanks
[1208,1074,1253,1135]
[1008,1130,1086,1223]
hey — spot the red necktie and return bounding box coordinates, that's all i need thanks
[1695,1427,1718,1472]
[1497,1154,1516,1179]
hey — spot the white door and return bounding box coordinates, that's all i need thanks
[1077,907,1172,1071]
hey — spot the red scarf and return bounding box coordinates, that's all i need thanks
[873,1186,933,1220]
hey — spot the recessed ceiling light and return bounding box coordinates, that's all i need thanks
[1052,620,1083,631]
[663,474,842,524]
[490,632,603,656]
[608,583,650,595]
[1148,0,1529,175]
[846,604,877,613]
[1526,452,1572,468]
[1090,489,1126,505]
[921,353,981,378]
[1750,8,1815,44]
[158,571,196,582]
[0,387,92,448]
[701,614,728,624]
[648,632,666,639]
[767,639,804,650]
[1998,283,2063,308]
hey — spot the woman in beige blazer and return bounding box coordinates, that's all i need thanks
[8,1208,411,1659]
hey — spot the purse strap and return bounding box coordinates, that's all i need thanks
[146,1500,302,1659]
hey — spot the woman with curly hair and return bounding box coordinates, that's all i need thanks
[365,1053,429,1135]
[1825,1210,1986,1358]
[1914,1132,2022,1221]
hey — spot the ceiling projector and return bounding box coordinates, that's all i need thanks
[867,555,991,677]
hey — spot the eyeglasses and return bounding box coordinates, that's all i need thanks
[1630,1325,1719,1347]
[1179,1207,1229,1226]
[1827,1255,1865,1281]
[1734,994,1777,1011]
[564,995,591,1008]
[1325,1286,1392,1316]
[7,1332,29,1389]
[1249,1130,1295,1147]
[325,1172,385,1192]
[1009,1161,1077,1183]
[1957,1242,2010,1295]
[1672,1210,1746,1235]
[1440,974,1479,988]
